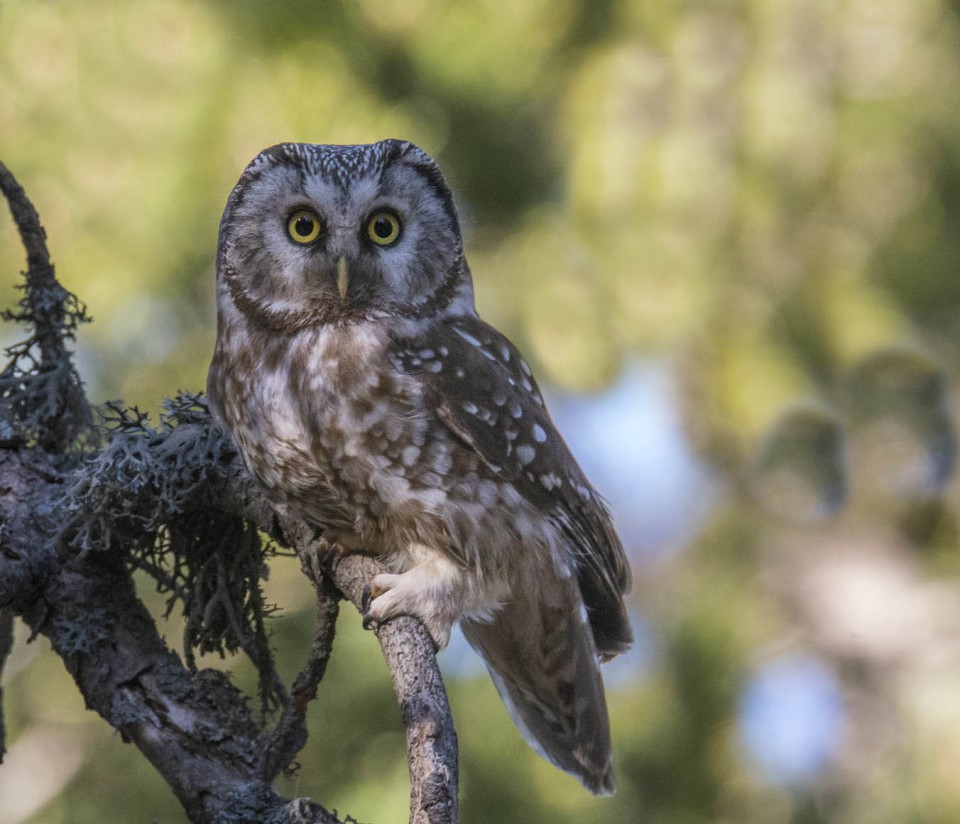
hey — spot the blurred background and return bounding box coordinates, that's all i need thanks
[2,1,960,822]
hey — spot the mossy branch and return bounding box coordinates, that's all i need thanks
[0,164,458,824]
[0,161,91,453]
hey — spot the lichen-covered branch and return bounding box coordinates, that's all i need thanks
[0,163,459,824]
[0,161,91,452]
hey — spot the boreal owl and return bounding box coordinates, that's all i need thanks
[207,140,633,795]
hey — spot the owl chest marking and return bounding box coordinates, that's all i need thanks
[244,323,447,532]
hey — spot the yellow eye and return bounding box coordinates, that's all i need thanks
[287,209,322,244]
[366,211,401,246]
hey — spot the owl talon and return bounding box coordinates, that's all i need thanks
[360,579,392,631]
[360,585,377,631]
[361,570,454,649]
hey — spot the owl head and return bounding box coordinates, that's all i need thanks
[217,140,474,331]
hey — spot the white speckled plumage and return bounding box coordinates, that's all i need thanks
[207,139,633,795]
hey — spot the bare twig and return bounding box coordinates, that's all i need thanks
[259,554,340,781]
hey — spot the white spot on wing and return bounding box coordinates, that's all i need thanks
[539,472,562,490]
[532,423,547,443]
[516,444,535,466]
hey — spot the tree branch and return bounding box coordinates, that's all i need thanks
[0,163,460,823]
[0,447,345,823]
[0,162,64,363]
[0,160,91,451]
[328,554,459,824]
[259,560,339,782]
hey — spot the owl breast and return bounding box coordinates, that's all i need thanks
[210,318,526,571]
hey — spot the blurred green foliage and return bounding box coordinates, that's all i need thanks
[4,0,960,822]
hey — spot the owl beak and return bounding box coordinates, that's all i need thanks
[337,256,350,303]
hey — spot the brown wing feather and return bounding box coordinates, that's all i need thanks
[391,315,632,659]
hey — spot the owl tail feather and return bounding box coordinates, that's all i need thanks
[460,577,616,796]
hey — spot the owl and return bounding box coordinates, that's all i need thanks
[207,140,633,795]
